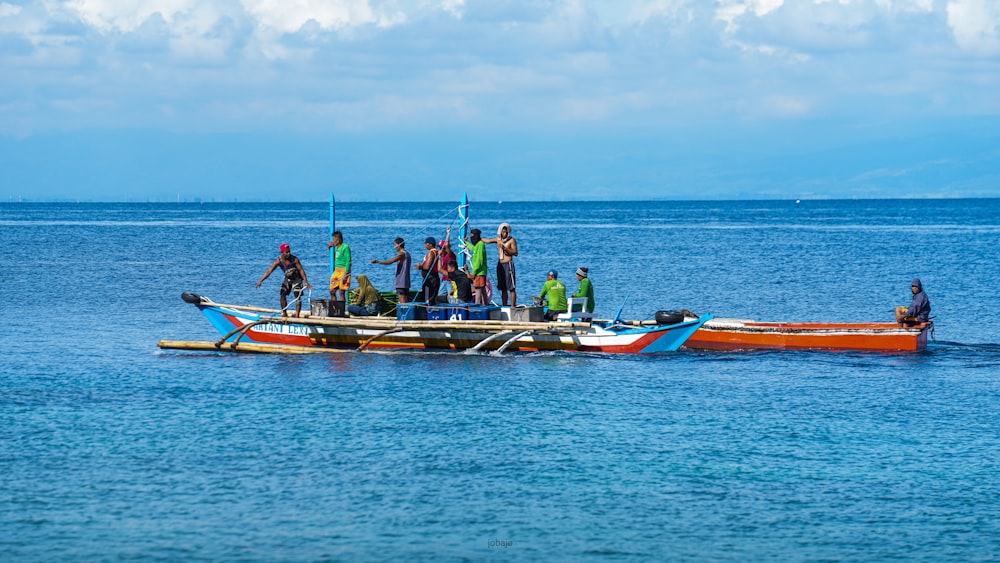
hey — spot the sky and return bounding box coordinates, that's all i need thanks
[1,0,999,201]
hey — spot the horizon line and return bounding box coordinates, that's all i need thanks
[5,195,1000,204]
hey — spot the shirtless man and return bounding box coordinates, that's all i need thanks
[482,222,518,306]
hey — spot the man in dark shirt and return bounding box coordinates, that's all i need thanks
[371,237,411,304]
[441,260,473,303]
[895,277,931,326]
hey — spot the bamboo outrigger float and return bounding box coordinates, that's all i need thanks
[158,293,712,355]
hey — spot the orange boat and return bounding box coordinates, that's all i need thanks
[685,319,933,352]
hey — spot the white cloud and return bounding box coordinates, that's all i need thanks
[947,0,1000,55]
[242,0,404,33]
[61,0,407,34]
[876,0,935,10]
[441,0,464,19]
[65,0,199,33]
[0,2,22,17]
[3,0,1000,136]
[627,0,696,25]
[714,0,950,55]
[717,0,784,31]
[0,3,29,34]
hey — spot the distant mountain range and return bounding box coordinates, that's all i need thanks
[3,124,998,201]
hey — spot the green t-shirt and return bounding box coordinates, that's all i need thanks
[335,244,351,271]
[470,241,487,276]
[572,278,595,313]
[539,279,567,312]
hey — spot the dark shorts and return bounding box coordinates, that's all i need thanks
[422,274,441,306]
[496,261,516,291]
[280,277,304,298]
[544,309,566,321]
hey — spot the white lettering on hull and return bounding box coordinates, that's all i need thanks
[254,323,310,336]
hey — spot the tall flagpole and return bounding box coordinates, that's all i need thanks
[459,192,469,270]
[329,194,336,278]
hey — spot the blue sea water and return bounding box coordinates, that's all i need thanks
[2,199,999,561]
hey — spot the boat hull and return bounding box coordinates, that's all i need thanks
[187,299,711,354]
[685,319,932,352]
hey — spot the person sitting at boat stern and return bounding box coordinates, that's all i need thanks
[327,230,352,302]
[895,277,931,327]
[573,267,596,314]
[256,243,312,317]
[537,270,567,321]
[347,274,382,317]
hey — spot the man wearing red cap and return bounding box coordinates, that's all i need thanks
[256,243,312,317]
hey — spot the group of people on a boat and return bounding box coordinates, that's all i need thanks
[255,221,928,326]
[254,222,597,318]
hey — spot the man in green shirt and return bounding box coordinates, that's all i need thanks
[327,230,352,301]
[537,270,567,321]
[572,267,595,314]
[466,228,489,305]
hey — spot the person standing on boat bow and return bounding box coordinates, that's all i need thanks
[537,270,567,321]
[371,237,411,304]
[256,243,312,317]
[327,230,351,302]
[482,222,518,307]
[895,278,931,327]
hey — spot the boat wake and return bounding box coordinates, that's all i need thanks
[930,340,1000,354]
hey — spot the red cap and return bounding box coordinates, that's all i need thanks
[279,243,290,252]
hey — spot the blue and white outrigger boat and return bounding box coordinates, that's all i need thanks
[158,193,711,355]
[159,293,711,355]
